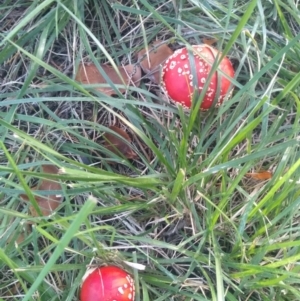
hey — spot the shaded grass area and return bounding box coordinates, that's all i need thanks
[1,0,300,300]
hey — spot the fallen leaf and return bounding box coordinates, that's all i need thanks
[138,40,173,84]
[245,171,273,180]
[103,125,137,160]
[6,222,32,245]
[20,165,63,216]
[75,63,141,95]
[202,38,218,46]
[3,281,22,296]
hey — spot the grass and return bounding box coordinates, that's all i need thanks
[1,0,300,300]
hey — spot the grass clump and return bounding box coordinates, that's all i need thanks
[1,0,300,300]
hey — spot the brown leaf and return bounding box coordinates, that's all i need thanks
[6,223,32,245]
[245,171,273,181]
[3,282,22,296]
[123,64,142,86]
[202,38,218,46]
[138,40,173,84]
[75,63,141,96]
[103,125,137,160]
[20,165,63,217]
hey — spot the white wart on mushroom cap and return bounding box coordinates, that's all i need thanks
[161,45,235,111]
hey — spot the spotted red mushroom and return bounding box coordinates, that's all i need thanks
[80,266,135,301]
[161,45,235,111]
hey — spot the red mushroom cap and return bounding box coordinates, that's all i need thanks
[161,45,235,111]
[80,266,135,301]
